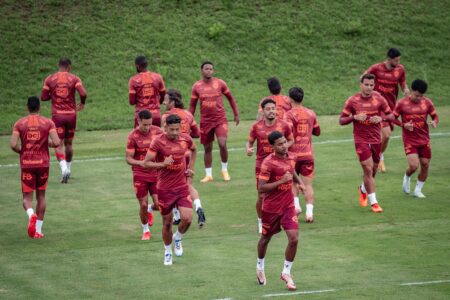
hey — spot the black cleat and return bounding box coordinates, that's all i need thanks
[197,207,206,227]
[61,170,71,184]
[173,218,180,226]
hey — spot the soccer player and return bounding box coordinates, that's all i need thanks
[256,131,303,291]
[393,79,439,198]
[339,74,394,213]
[190,61,240,182]
[10,96,60,239]
[256,77,292,120]
[162,89,206,227]
[143,114,197,266]
[285,87,321,223]
[365,48,409,172]
[129,55,166,127]
[126,109,163,240]
[41,57,87,183]
[247,98,294,233]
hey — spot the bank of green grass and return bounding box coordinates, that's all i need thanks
[1,0,449,133]
[0,108,449,299]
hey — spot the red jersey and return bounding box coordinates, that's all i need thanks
[162,108,200,138]
[126,126,163,181]
[13,115,56,168]
[248,119,293,163]
[190,78,238,124]
[42,71,85,115]
[394,96,438,146]
[341,92,391,144]
[259,153,296,214]
[128,71,166,114]
[366,62,406,109]
[285,106,319,161]
[258,94,292,120]
[147,133,195,190]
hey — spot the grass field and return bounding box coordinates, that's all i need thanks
[1,0,450,133]
[1,107,449,299]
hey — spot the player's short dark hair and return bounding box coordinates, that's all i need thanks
[289,87,304,103]
[165,114,181,125]
[411,79,428,94]
[135,55,148,68]
[268,131,283,145]
[27,96,40,113]
[59,57,72,67]
[138,109,152,120]
[201,61,213,69]
[260,98,276,109]
[387,48,401,59]
[360,73,376,83]
[167,88,184,109]
[267,77,282,95]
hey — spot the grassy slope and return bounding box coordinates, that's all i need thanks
[1,0,449,133]
[0,108,449,299]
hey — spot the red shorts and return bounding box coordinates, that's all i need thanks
[53,114,76,140]
[200,122,228,145]
[381,120,394,131]
[295,160,314,177]
[261,207,299,237]
[133,176,157,198]
[404,143,432,159]
[355,143,381,163]
[21,167,49,193]
[157,185,192,215]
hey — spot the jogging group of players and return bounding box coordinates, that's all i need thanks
[9,47,439,291]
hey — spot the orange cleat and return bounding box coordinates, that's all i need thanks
[305,213,314,223]
[257,269,266,285]
[378,160,386,173]
[141,231,151,240]
[371,203,383,213]
[33,232,44,239]
[200,175,213,183]
[280,273,297,291]
[148,212,154,227]
[28,214,37,238]
[358,186,368,207]
[222,170,231,181]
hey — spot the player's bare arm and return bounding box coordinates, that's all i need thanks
[224,91,240,126]
[48,130,61,148]
[126,149,144,167]
[293,172,305,193]
[258,172,292,194]
[10,132,20,154]
[142,152,174,169]
[246,141,255,156]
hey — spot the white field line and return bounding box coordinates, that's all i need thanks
[400,279,450,286]
[263,288,337,297]
[1,132,449,169]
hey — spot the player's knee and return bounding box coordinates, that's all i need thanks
[409,162,419,172]
[218,139,227,148]
[288,235,299,246]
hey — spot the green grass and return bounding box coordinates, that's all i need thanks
[1,107,449,299]
[1,0,450,133]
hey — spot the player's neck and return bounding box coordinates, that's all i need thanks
[274,152,287,159]
[58,68,69,73]
[384,61,394,70]
[28,112,39,116]
[360,92,372,99]
[202,77,213,83]
[139,69,148,73]
[264,118,276,126]
[292,103,303,108]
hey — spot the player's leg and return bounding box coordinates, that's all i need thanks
[404,153,419,194]
[172,205,192,257]
[256,234,271,286]
[137,196,151,240]
[216,123,230,181]
[189,182,206,227]
[256,193,263,233]
[21,168,37,237]
[53,116,70,182]
[33,167,49,238]
[201,141,214,182]
[414,154,431,198]
[360,157,382,212]
[64,114,77,177]
[302,176,314,222]
[148,183,159,226]
[280,208,299,290]
[378,125,391,172]
[161,211,174,265]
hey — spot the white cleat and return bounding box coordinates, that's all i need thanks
[61,170,71,184]
[305,213,314,223]
[164,251,173,265]
[173,234,183,257]
[256,269,266,285]
[403,178,410,194]
[413,191,426,198]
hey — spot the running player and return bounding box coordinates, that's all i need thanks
[256,77,291,120]
[285,87,321,222]
[256,131,303,291]
[10,96,60,239]
[393,79,439,198]
[129,55,166,127]
[126,109,163,240]
[190,61,239,182]
[143,114,197,266]
[247,98,294,233]
[365,48,409,172]
[162,89,206,227]
[339,74,394,213]
[41,57,87,183]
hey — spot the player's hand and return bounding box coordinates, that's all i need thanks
[76,103,85,112]
[234,115,240,126]
[354,113,367,121]
[163,155,174,166]
[280,172,293,184]
[428,120,437,128]
[246,146,254,156]
[185,168,195,177]
[404,120,414,131]
[369,116,382,124]
[296,182,306,194]
[404,87,410,96]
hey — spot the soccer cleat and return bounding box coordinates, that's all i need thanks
[378,160,386,173]
[61,170,71,184]
[305,213,314,223]
[403,177,411,194]
[222,170,231,181]
[173,218,180,226]
[197,207,206,227]
[200,175,213,183]
[148,212,154,226]
[413,191,426,198]
[256,269,266,285]
[141,231,151,240]
[33,232,44,239]
[173,234,183,257]
[27,214,37,238]
[371,203,383,213]
[295,207,302,216]
[358,186,368,207]
[164,251,173,266]
[280,273,297,291]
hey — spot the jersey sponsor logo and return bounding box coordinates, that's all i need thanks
[27,131,41,141]
[23,159,44,165]
[22,172,33,180]
[55,85,69,98]
[142,86,154,97]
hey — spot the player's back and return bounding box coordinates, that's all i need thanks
[129,71,164,111]
[285,106,317,160]
[44,71,81,115]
